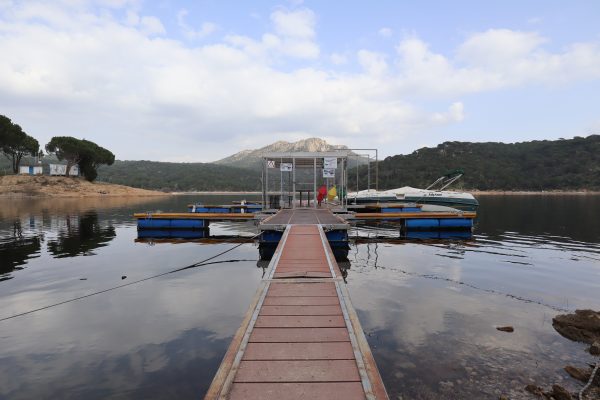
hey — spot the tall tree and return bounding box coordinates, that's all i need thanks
[45,136,115,181]
[79,139,115,181]
[45,136,86,177]
[0,115,40,173]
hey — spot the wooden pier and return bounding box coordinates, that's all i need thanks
[205,210,388,399]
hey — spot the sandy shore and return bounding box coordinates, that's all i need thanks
[0,175,169,198]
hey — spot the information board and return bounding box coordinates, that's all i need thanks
[323,157,337,169]
[323,168,336,178]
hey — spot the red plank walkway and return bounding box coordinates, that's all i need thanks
[205,218,388,400]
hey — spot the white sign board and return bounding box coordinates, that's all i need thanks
[49,164,79,176]
[280,163,293,172]
[267,160,275,168]
[50,164,67,175]
[323,168,336,178]
[323,157,337,169]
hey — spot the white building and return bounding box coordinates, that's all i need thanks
[18,165,43,175]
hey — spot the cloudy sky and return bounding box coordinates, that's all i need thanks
[1,0,599,162]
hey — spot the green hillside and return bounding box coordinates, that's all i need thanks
[96,160,261,191]
[360,135,600,191]
[4,135,599,192]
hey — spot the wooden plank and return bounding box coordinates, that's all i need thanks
[263,296,340,306]
[273,272,333,279]
[229,382,366,400]
[242,342,355,360]
[234,360,361,382]
[133,212,255,219]
[255,315,346,328]
[269,282,335,289]
[276,260,328,266]
[274,267,331,273]
[275,265,330,270]
[354,211,476,219]
[259,305,342,316]
[267,286,337,297]
[249,328,350,343]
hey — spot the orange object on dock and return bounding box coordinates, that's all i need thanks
[205,221,388,400]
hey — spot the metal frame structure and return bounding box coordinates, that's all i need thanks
[262,151,350,211]
[347,148,378,193]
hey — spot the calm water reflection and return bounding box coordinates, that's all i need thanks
[347,195,600,399]
[1,194,599,399]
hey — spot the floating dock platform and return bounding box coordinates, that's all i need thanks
[258,209,350,251]
[134,203,475,235]
[133,212,256,229]
[205,220,388,400]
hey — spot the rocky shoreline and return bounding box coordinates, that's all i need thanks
[523,310,600,400]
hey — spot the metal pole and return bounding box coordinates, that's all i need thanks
[264,158,268,210]
[367,155,371,192]
[292,157,296,209]
[342,157,346,211]
[356,155,359,192]
[313,157,317,208]
[375,149,378,192]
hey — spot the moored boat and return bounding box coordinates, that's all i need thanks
[347,170,479,211]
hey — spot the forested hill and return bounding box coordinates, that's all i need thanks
[371,135,600,191]
[97,160,261,191]
[4,135,599,192]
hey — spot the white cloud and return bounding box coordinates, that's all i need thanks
[357,50,388,75]
[223,8,319,60]
[139,15,164,36]
[0,4,599,161]
[330,52,347,65]
[457,29,546,67]
[378,27,392,38]
[177,9,217,40]
[432,102,465,123]
[268,8,319,59]
[395,31,600,96]
[271,8,315,39]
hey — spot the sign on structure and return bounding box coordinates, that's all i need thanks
[323,157,337,169]
[267,160,275,168]
[323,168,336,178]
[280,163,293,172]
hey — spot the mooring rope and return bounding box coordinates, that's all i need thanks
[579,361,599,400]
[0,233,261,323]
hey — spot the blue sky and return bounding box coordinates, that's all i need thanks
[0,0,599,161]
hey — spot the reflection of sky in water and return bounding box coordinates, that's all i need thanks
[347,198,600,398]
[0,196,264,399]
[1,195,600,399]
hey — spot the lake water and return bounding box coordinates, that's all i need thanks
[1,195,599,399]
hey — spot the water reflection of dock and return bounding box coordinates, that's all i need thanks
[205,210,387,399]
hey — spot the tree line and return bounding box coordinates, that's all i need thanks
[97,160,261,192]
[0,114,114,181]
[349,135,600,191]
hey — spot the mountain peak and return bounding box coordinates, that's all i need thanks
[215,138,350,168]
